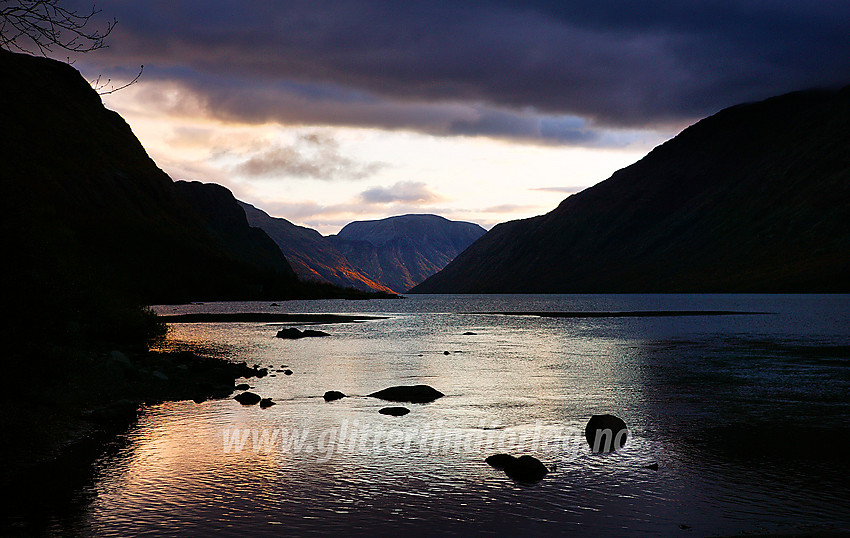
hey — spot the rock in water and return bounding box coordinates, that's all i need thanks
[368,385,444,403]
[485,454,517,469]
[234,392,262,405]
[379,406,410,416]
[302,329,330,337]
[485,454,549,483]
[276,328,330,339]
[323,390,346,402]
[84,399,141,425]
[585,414,628,452]
[259,398,275,409]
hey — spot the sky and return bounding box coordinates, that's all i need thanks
[60,0,850,234]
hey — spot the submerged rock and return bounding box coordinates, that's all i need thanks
[368,385,444,404]
[83,399,141,425]
[276,328,330,339]
[585,414,628,452]
[485,454,549,483]
[379,406,410,416]
[303,329,330,337]
[234,391,262,405]
[259,398,275,409]
[323,390,346,402]
[109,350,132,367]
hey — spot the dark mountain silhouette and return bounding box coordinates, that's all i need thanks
[242,207,486,293]
[240,202,394,293]
[329,215,486,292]
[0,50,381,352]
[412,87,850,293]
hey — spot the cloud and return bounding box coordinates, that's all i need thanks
[482,203,539,213]
[530,186,587,194]
[230,133,384,180]
[78,0,850,136]
[245,192,548,235]
[359,181,444,205]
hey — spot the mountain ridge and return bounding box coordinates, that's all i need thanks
[242,207,486,293]
[411,87,850,293]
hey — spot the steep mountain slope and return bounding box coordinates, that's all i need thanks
[412,87,850,293]
[0,49,303,345]
[240,202,394,293]
[329,214,487,292]
[243,209,486,293]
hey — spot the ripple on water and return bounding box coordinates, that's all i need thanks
[67,295,850,535]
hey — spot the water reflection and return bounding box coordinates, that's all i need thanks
[41,296,850,534]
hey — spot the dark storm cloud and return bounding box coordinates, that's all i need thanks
[78,0,850,136]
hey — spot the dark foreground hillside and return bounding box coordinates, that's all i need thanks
[412,87,850,293]
[0,50,386,356]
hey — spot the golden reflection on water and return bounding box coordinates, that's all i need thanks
[79,296,850,536]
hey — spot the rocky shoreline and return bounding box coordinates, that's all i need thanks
[0,349,267,505]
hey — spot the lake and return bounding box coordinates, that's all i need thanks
[32,295,850,535]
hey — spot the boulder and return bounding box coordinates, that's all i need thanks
[585,414,628,452]
[235,383,250,391]
[368,385,444,404]
[323,390,346,402]
[276,328,330,339]
[444,351,451,355]
[109,350,132,367]
[283,369,293,375]
[484,453,516,469]
[234,391,262,405]
[379,406,410,416]
[485,454,549,483]
[259,398,275,409]
[462,331,477,336]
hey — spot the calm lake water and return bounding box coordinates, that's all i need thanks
[39,295,850,535]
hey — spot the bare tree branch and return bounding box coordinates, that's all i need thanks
[91,64,143,95]
[0,0,115,55]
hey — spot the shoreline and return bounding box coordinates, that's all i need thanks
[0,349,268,533]
[158,313,389,323]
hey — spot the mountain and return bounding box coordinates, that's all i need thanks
[412,87,850,293]
[0,50,385,350]
[330,214,487,292]
[0,49,302,307]
[240,202,394,293]
[242,208,486,293]
[172,180,298,288]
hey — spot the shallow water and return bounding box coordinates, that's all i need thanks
[35,295,850,535]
